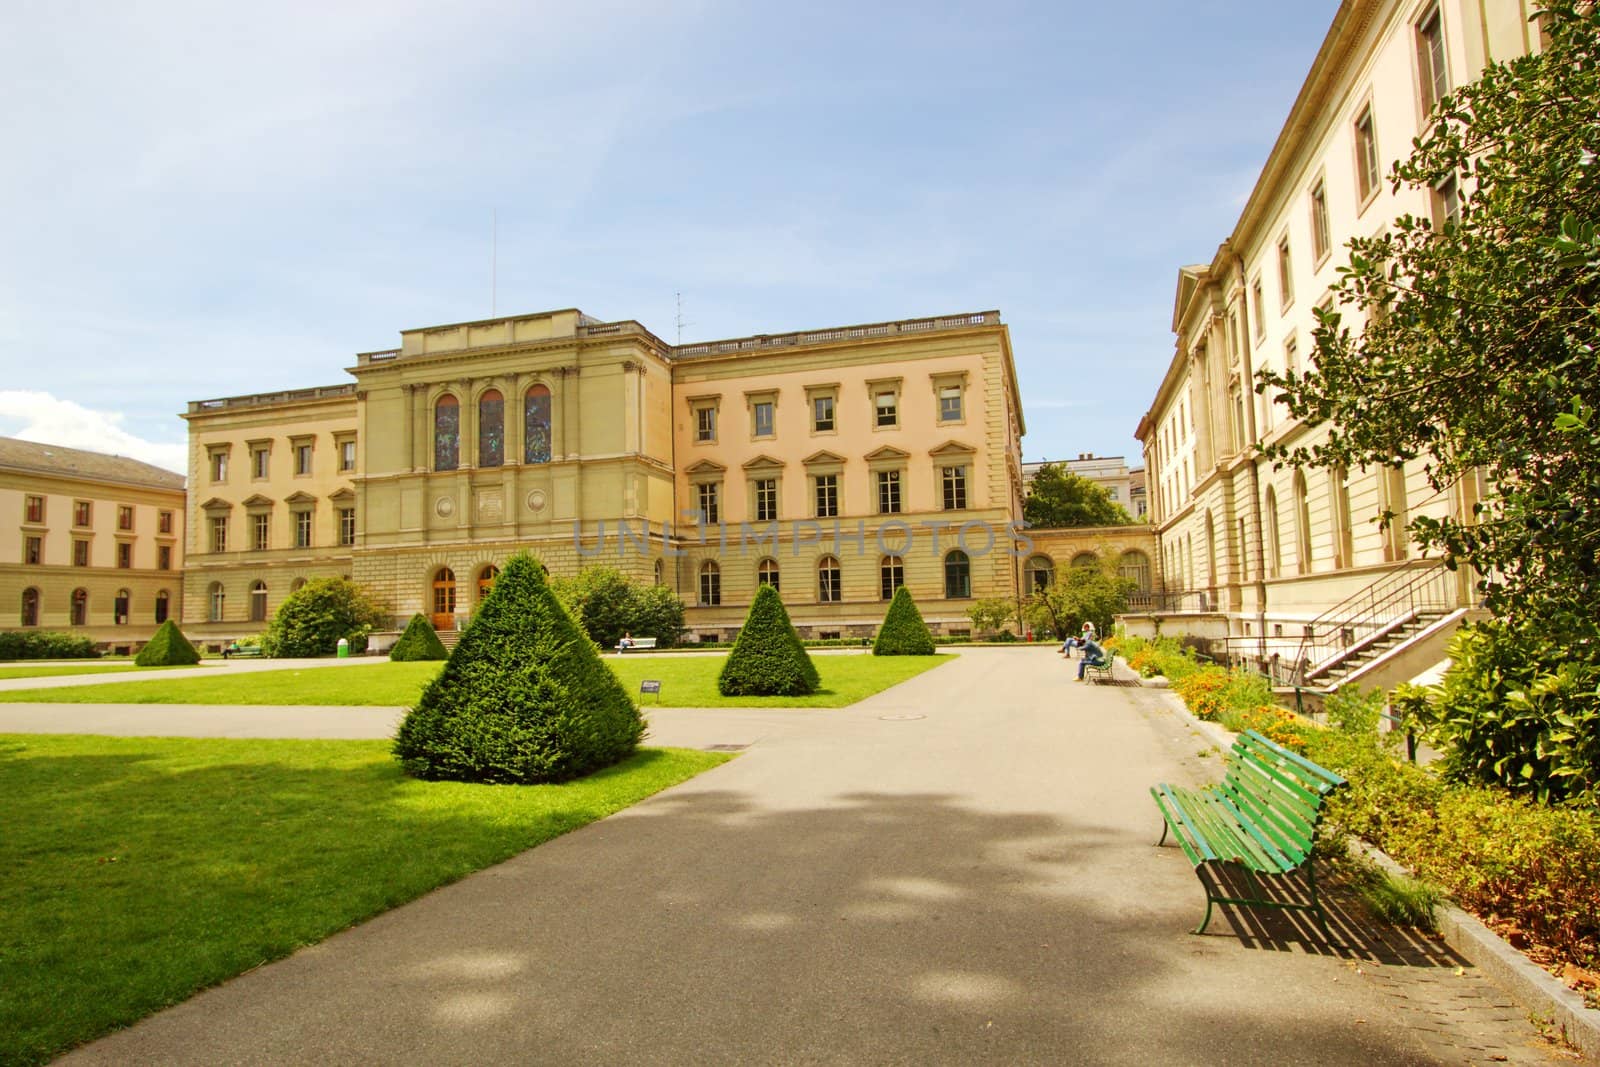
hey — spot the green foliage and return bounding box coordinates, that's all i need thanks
[966,597,1015,636]
[1108,634,1201,681]
[873,586,936,656]
[393,554,644,784]
[1303,726,1600,974]
[388,614,448,662]
[1355,867,1441,932]
[134,620,200,667]
[1023,555,1135,640]
[1398,622,1600,802]
[260,578,385,658]
[716,585,819,696]
[549,566,685,648]
[0,631,99,660]
[1325,684,1385,736]
[1022,464,1135,527]
[1260,4,1600,803]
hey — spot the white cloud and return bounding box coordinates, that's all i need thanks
[0,392,187,474]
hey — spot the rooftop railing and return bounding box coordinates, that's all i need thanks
[670,311,1001,360]
[187,384,357,413]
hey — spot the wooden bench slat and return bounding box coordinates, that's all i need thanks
[1177,790,1280,870]
[1216,784,1310,869]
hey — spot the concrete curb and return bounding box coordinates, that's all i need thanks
[1152,689,1600,1059]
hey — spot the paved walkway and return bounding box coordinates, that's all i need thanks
[22,648,1566,1065]
[0,654,389,693]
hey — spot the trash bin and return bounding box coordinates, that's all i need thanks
[336,637,349,659]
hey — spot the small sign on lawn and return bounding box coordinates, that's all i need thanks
[640,679,662,703]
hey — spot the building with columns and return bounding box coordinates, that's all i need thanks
[1132,0,1536,685]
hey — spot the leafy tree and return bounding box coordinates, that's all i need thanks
[135,619,200,666]
[873,586,936,656]
[394,553,644,783]
[1023,464,1135,528]
[260,577,385,658]
[550,566,684,648]
[1259,2,1600,800]
[1024,556,1134,640]
[389,613,448,661]
[967,597,1015,637]
[717,585,819,696]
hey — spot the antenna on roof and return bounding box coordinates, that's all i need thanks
[491,208,498,317]
[675,291,691,344]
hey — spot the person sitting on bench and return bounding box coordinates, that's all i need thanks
[1076,637,1107,680]
[616,632,634,652]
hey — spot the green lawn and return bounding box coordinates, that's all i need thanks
[0,652,952,708]
[0,664,197,681]
[0,735,728,1065]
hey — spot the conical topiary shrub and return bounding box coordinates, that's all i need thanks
[393,553,645,784]
[873,585,936,655]
[717,585,820,696]
[389,613,449,661]
[135,619,201,666]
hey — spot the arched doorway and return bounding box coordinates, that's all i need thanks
[432,567,457,631]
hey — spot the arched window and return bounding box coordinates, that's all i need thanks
[155,590,170,624]
[1237,518,1250,582]
[525,384,553,464]
[879,556,904,600]
[433,568,456,615]
[1204,512,1217,589]
[114,589,131,626]
[20,587,39,627]
[71,588,88,626]
[290,577,308,594]
[478,389,504,467]
[757,558,780,591]
[1024,555,1054,593]
[1265,486,1282,578]
[477,564,499,603]
[434,394,460,471]
[1294,470,1313,575]
[944,550,971,599]
[1071,552,1099,569]
[817,555,841,603]
[699,561,720,606]
[1331,467,1353,569]
[653,558,664,586]
[1118,550,1152,592]
[209,582,225,622]
[250,581,268,622]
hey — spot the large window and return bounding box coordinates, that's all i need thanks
[938,386,963,423]
[1294,471,1313,575]
[874,390,898,428]
[71,588,88,626]
[155,590,170,624]
[252,512,270,552]
[338,507,356,547]
[1431,175,1460,230]
[879,556,904,601]
[1025,555,1054,593]
[209,582,225,622]
[754,478,778,523]
[1355,105,1380,204]
[24,495,43,523]
[252,447,270,480]
[752,400,774,438]
[1417,6,1448,115]
[294,510,313,549]
[876,470,901,515]
[339,438,357,472]
[941,466,968,511]
[159,545,172,571]
[24,536,41,565]
[117,542,131,569]
[117,505,134,531]
[209,450,228,483]
[818,556,841,603]
[696,482,720,524]
[73,539,89,566]
[434,394,460,471]
[699,561,721,606]
[21,587,39,627]
[1276,234,1293,311]
[250,581,268,621]
[812,394,835,432]
[294,440,314,476]
[158,510,173,534]
[1118,550,1152,592]
[432,568,457,617]
[477,565,499,603]
[814,474,838,519]
[695,405,717,443]
[73,500,91,526]
[479,389,505,467]
[1265,486,1283,578]
[944,550,971,599]
[757,558,780,591]
[1310,180,1331,263]
[1331,467,1354,569]
[525,385,553,464]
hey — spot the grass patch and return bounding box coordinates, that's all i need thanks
[0,734,727,1065]
[0,653,952,708]
[0,664,197,681]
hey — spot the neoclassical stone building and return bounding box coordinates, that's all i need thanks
[180,307,1154,643]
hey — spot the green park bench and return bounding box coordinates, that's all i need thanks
[1082,653,1116,683]
[222,644,265,659]
[1151,730,1346,938]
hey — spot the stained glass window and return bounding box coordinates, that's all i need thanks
[525,385,552,464]
[479,389,504,467]
[435,394,460,471]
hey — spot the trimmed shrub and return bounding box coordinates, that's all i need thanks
[717,585,819,696]
[261,578,385,658]
[0,631,99,660]
[134,620,200,666]
[873,586,935,656]
[389,613,448,661]
[393,554,644,784]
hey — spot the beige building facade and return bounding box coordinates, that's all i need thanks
[1,437,185,650]
[181,308,1048,642]
[1134,0,1536,679]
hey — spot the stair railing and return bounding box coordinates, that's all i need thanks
[1282,559,1459,686]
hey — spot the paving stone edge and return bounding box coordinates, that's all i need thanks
[1147,682,1600,1060]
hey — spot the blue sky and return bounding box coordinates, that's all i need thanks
[0,1,1333,473]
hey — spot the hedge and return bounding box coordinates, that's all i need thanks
[134,620,200,666]
[393,553,644,784]
[873,587,935,656]
[389,613,448,661]
[0,631,98,660]
[717,585,819,696]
